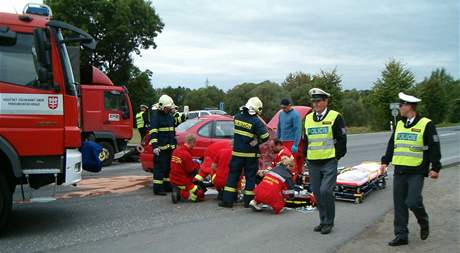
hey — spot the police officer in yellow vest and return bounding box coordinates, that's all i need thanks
[304,88,347,234]
[136,105,150,141]
[380,92,441,246]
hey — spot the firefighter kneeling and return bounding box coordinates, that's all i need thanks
[249,157,295,214]
[170,134,205,203]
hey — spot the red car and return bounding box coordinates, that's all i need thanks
[140,107,312,173]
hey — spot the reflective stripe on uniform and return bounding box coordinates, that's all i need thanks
[394,143,428,151]
[224,186,237,192]
[307,144,334,150]
[163,178,170,182]
[172,156,182,164]
[149,138,158,145]
[243,190,255,195]
[194,174,204,181]
[267,171,286,183]
[159,127,174,132]
[234,129,255,138]
[153,180,163,184]
[149,128,158,134]
[260,132,270,139]
[232,151,258,158]
[393,152,424,158]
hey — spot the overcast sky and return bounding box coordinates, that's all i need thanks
[2,0,459,90]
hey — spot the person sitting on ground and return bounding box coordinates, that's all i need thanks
[170,134,204,203]
[250,158,295,214]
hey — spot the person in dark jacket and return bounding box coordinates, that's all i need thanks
[149,95,185,195]
[380,92,441,246]
[303,88,347,235]
[219,97,270,208]
[250,161,295,214]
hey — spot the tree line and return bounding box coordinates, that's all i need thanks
[47,0,459,130]
[149,61,459,130]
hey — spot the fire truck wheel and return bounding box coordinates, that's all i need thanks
[99,142,114,167]
[0,172,12,234]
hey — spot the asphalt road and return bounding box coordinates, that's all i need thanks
[1,126,459,253]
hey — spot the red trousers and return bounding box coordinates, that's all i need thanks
[254,176,286,214]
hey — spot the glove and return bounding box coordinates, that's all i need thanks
[249,139,258,147]
[291,145,298,153]
[153,148,160,156]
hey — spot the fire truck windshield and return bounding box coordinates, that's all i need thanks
[0,33,42,88]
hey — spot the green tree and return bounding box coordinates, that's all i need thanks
[183,85,225,110]
[45,0,164,85]
[341,89,370,126]
[126,67,156,113]
[156,86,191,108]
[281,72,313,106]
[224,81,288,120]
[369,60,416,130]
[416,69,450,124]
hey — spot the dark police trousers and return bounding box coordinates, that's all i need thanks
[393,174,429,239]
[153,149,173,192]
[309,158,337,226]
[222,156,258,205]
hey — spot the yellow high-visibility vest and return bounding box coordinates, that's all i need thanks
[392,117,431,167]
[136,111,145,128]
[304,110,339,160]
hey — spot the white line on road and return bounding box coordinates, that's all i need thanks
[439,132,457,137]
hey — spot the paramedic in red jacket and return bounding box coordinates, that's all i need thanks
[193,141,231,182]
[170,134,204,202]
[250,161,295,214]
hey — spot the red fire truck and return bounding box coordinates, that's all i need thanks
[79,66,133,166]
[0,11,96,232]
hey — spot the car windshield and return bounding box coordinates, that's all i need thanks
[176,119,202,132]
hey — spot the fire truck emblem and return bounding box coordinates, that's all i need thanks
[48,96,59,110]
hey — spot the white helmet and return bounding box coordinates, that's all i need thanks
[158,94,175,109]
[245,97,263,115]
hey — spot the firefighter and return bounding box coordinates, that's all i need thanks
[170,134,205,203]
[380,92,441,246]
[219,97,270,208]
[149,95,184,195]
[304,88,347,235]
[193,141,231,184]
[249,160,295,214]
[136,105,150,141]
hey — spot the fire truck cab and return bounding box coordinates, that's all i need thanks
[0,11,95,232]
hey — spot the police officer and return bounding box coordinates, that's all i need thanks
[136,105,150,141]
[219,97,270,208]
[149,95,185,195]
[380,92,441,246]
[304,88,347,235]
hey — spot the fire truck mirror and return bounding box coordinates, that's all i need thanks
[0,26,17,46]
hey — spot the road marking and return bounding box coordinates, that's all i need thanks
[439,133,456,137]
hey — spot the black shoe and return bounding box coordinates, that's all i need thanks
[420,224,429,240]
[320,224,333,234]
[171,187,180,203]
[388,237,408,246]
[218,202,233,208]
[313,224,323,232]
[217,191,223,201]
